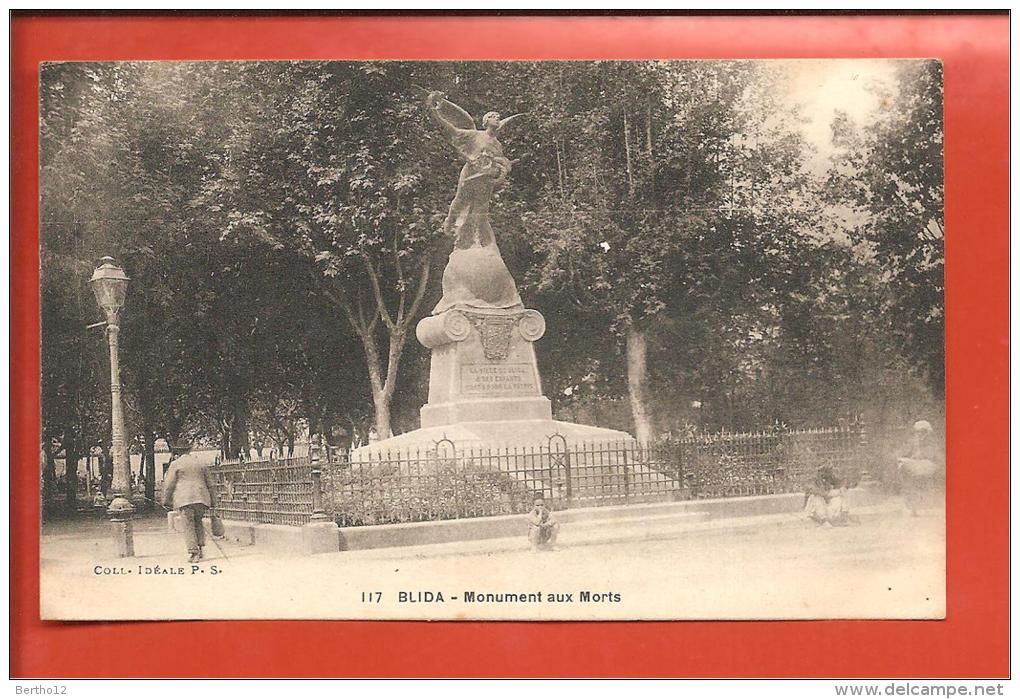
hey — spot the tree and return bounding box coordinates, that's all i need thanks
[200,61,461,439]
[41,63,236,469]
[827,61,944,397]
[520,61,826,438]
[40,61,386,481]
[40,62,138,507]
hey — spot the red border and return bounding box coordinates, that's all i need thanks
[11,14,1009,678]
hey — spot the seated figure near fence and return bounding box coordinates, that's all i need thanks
[527,496,560,550]
[804,465,849,527]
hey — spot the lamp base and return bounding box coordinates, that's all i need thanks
[107,496,136,558]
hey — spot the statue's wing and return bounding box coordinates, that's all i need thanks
[498,113,527,131]
[437,97,476,130]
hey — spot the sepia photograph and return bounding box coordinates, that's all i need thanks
[38,57,945,621]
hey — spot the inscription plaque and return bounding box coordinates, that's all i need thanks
[460,364,537,396]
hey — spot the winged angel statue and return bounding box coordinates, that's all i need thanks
[423,89,526,314]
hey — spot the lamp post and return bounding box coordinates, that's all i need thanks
[90,256,134,557]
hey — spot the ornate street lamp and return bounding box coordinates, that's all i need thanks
[90,256,135,557]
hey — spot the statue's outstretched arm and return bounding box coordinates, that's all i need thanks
[423,90,475,143]
[431,115,460,143]
[497,113,527,131]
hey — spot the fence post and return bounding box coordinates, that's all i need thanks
[309,446,328,523]
[674,441,685,500]
[623,444,631,501]
[691,437,702,499]
[564,448,573,502]
[453,450,460,518]
[547,433,570,504]
[856,417,872,485]
[299,442,340,555]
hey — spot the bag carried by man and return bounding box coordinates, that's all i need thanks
[209,510,225,538]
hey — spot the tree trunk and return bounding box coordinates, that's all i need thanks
[625,325,654,444]
[143,427,156,507]
[230,405,249,460]
[64,438,78,512]
[42,439,57,509]
[307,414,320,447]
[327,253,431,443]
[216,414,230,460]
[372,389,393,441]
[362,336,395,440]
[98,444,112,497]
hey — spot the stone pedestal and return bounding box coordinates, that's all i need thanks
[354,306,633,457]
[417,307,551,428]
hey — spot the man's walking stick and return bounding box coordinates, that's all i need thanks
[207,509,230,562]
[207,531,230,561]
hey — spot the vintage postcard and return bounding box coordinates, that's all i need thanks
[39,58,945,620]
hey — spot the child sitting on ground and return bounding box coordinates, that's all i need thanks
[804,465,850,527]
[527,496,560,550]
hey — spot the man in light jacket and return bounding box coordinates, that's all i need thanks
[162,457,218,562]
[896,420,945,516]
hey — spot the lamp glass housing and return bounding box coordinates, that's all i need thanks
[89,257,130,319]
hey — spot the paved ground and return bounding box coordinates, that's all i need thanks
[39,501,944,621]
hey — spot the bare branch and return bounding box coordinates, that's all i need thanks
[393,237,408,322]
[393,235,406,289]
[405,255,433,324]
[322,287,369,339]
[360,294,379,335]
[356,295,368,331]
[362,253,395,330]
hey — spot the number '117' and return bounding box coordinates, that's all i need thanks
[362,591,382,603]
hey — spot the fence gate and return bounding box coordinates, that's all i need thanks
[546,433,571,504]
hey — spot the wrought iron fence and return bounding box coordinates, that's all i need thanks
[210,456,314,526]
[858,423,914,486]
[211,424,885,528]
[669,426,865,499]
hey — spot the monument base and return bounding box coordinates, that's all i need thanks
[415,307,551,429]
[352,418,633,459]
[420,395,552,426]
